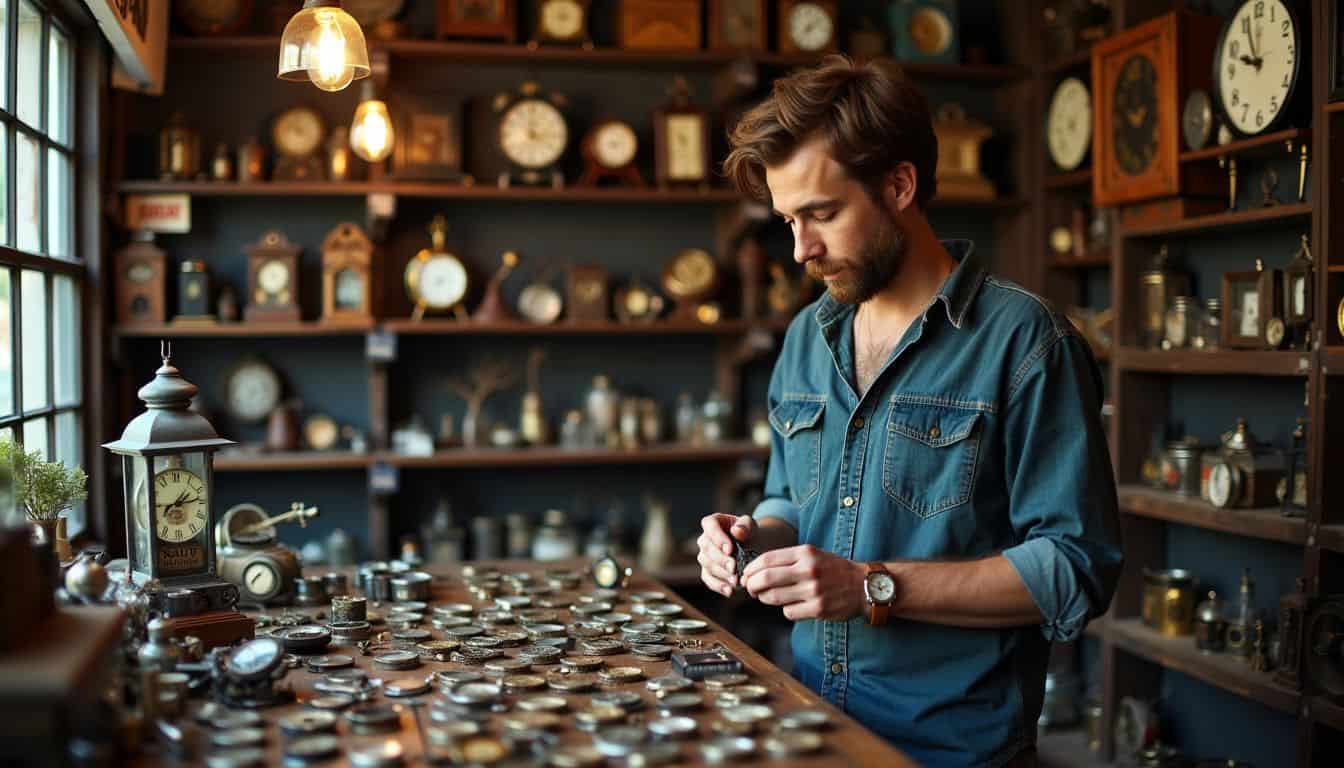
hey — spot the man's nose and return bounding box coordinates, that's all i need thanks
[793,227,821,264]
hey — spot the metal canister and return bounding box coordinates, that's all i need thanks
[1141,568,1197,636]
[391,571,433,602]
[1160,438,1206,497]
[332,595,367,623]
[1194,590,1226,653]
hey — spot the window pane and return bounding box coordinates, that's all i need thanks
[47,148,69,258]
[0,271,11,417]
[16,131,40,253]
[23,416,47,458]
[48,24,70,145]
[1,0,8,113]
[53,275,77,405]
[55,409,81,532]
[20,270,46,410]
[17,0,41,129]
[0,126,6,246]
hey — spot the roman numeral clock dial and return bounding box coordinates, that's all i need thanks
[1215,0,1303,137]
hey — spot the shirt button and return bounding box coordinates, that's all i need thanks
[784,420,792,430]
[852,417,864,429]
[842,496,855,507]
[929,425,941,439]
[830,662,844,674]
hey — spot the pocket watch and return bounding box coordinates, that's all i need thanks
[271,106,327,182]
[1046,77,1091,172]
[405,215,469,321]
[225,357,283,424]
[591,554,632,590]
[226,636,286,683]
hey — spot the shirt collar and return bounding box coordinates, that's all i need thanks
[813,239,986,331]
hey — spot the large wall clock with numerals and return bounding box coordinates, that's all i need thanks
[1213,0,1306,137]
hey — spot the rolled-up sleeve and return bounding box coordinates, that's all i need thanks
[751,350,802,532]
[1000,331,1123,642]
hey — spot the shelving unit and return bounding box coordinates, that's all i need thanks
[1114,348,1311,377]
[1119,203,1312,238]
[1117,485,1306,546]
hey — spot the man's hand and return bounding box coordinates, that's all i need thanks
[741,545,867,622]
[697,513,755,597]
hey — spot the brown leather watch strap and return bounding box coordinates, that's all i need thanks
[865,562,891,628]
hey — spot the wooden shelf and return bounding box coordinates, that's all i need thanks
[1118,485,1307,546]
[1108,618,1300,714]
[1120,203,1312,238]
[1179,128,1310,164]
[114,321,373,338]
[167,36,1027,82]
[378,441,769,469]
[1310,695,1344,732]
[1043,49,1092,76]
[1326,100,1344,114]
[1316,524,1344,555]
[1115,347,1311,376]
[1043,168,1092,190]
[215,451,371,472]
[117,180,743,204]
[1324,347,1344,371]
[382,319,752,336]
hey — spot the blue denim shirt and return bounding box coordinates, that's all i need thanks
[753,240,1122,768]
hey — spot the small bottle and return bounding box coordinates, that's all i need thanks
[1194,589,1225,653]
[210,143,233,181]
[1197,297,1222,351]
[675,393,697,443]
[1225,569,1257,659]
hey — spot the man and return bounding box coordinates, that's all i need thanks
[700,56,1123,767]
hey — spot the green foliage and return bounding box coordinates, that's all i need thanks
[0,439,88,523]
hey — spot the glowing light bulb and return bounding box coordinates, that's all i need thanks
[309,10,354,92]
[351,99,394,162]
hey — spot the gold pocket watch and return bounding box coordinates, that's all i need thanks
[405,215,469,321]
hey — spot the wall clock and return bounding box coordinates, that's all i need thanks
[1046,77,1092,172]
[1212,0,1306,138]
[777,0,837,54]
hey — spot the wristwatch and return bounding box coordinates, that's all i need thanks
[863,562,896,627]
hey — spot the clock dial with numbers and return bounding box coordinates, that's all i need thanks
[1112,54,1159,176]
[788,2,834,52]
[593,122,638,169]
[1046,77,1092,171]
[226,358,282,424]
[499,99,569,169]
[1215,0,1302,137]
[257,260,290,295]
[540,0,585,39]
[154,468,208,543]
[413,255,469,309]
[273,106,326,158]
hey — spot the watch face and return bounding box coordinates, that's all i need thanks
[1047,77,1092,171]
[788,3,833,51]
[1216,0,1299,136]
[257,260,290,295]
[1112,54,1158,176]
[1208,462,1234,507]
[1182,90,1213,151]
[274,107,325,158]
[663,114,705,181]
[228,637,284,680]
[541,0,585,39]
[228,360,282,423]
[242,560,281,600]
[593,122,638,169]
[908,8,952,54]
[305,415,340,450]
[335,268,364,309]
[499,99,568,170]
[593,557,620,589]
[865,572,895,602]
[154,468,208,543]
[519,283,563,324]
[1265,317,1285,347]
[415,255,469,308]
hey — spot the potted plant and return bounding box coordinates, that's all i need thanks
[0,440,88,556]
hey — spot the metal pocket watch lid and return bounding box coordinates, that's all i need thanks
[591,690,645,711]
[701,735,756,763]
[703,672,749,690]
[278,709,339,736]
[384,676,433,697]
[204,748,265,768]
[372,649,421,670]
[763,730,824,757]
[449,681,504,706]
[516,693,569,712]
[647,675,694,693]
[630,643,673,660]
[283,734,341,762]
[598,665,645,685]
[546,671,598,692]
[275,625,332,654]
[720,703,774,725]
[666,618,707,634]
[207,709,264,729]
[307,693,356,711]
[348,739,405,768]
[593,725,649,757]
[560,654,605,672]
[305,653,355,672]
[211,727,265,748]
[657,691,704,712]
[643,603,684,618]
[648,715,698,739]
[777,708,832,730]
[550,744,606,767]
[578,638,625,656]
[226,636,285,681]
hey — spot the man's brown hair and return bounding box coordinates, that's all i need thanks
[723,55,937,210]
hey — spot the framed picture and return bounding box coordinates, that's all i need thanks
[393,105,465,181]
[1221,266,1278,350]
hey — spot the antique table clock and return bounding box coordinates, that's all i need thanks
[405,215,470,321]
[103,344,253,648]
[1213,0,1306,139]
[494,82,570,188]
[245,230,302,323]
[1281,233,1313,348]
[1206,418,1285,509]
[1222,258,1283,349]
[271,106,327,182]
[653,77,709,189]
[568,264,610,322]
[578,120,645,188]
[933,104,994,201]
[533,0,592,45]
[662,248,720,321]
[321,222,374,325]
[114,231,167,326]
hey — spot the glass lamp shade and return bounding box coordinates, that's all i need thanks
[350,99,395,162]
[277,1,370,93]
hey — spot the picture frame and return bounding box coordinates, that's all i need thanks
[393,104,466,181]
[1221,266,1278,350]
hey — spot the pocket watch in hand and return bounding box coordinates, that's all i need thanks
[405,215,469,321]
[272,106,327,182]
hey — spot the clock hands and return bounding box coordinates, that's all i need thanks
[1126,105,1148,128]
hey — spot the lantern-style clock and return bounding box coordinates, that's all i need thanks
[321,222,374,325]
[245,230,302,323]
[103,344,253,649]
[1281,233,1314,348]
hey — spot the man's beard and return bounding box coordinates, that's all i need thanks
[805,212,908,305]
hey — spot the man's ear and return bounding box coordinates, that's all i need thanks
[881,162,919,216]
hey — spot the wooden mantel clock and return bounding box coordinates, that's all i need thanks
[245,230,302,323]
[1091,11,1223,208]
[103,343,253,649]
[320,222,375,326]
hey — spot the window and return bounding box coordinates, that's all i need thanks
[1,0,85,531]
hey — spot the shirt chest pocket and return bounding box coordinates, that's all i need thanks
[882,395,987,519]
[769,395,826,506]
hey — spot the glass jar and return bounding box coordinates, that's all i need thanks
[1162,296,1197,350]
[1194,298,1222,350]
[1194,589,1226,653]
[532,509,578,561]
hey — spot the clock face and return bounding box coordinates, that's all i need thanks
[1181,90,1213,151]
[665,249,717,298]
[273,107,325,158]
[1046,77,1092,172]
[227,637,284,681]
[227,360,282,423]
[593,122,638,169]
[1291,274,1307,316]
[593,557,620,588]
[415,256,469,308]
[305,415,340,450]
[788,3,833,51]
[1208,462,1234,507]
[242,560,281,600]
[1111,54,1158,176]
[540,0,585,39]
[127,262,155,283]
[909,8,953,54]
[664,114,705,180]
[866,572,895,602]
[1216,0,1299,136]
[335,268,364,309]
[257,260,290,295]
[154,468,208,543]
[499,99,568,170]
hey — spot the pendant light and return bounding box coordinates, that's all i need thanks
[277,0,370,93]
[350,81,395,163]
